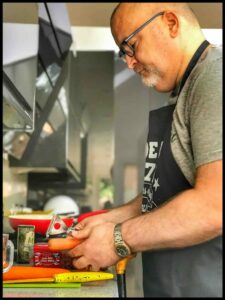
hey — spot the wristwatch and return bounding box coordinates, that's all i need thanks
[114,223,131,258]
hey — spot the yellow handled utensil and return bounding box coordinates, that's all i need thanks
[3,271,114,284]
[116,254,136,298]
[55,271,114,282]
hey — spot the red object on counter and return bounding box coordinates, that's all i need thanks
[77,209,108,223]
[33,243,63,267]
[9,214,74,236]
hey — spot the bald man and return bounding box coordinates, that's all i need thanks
[66,3,222,297]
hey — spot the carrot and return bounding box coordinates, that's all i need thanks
[48,236,83,251]
[3,266,70,281]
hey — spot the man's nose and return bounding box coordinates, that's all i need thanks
[125,55,137,69]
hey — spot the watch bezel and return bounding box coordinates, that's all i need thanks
[116,243,130,258]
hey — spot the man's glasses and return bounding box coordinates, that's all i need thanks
[119,11,165,61]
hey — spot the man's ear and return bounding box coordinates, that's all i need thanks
[163,11,179,38]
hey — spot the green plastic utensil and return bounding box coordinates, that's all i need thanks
[3,282,81,288]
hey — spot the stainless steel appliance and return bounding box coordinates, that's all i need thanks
[3,3,39,132]
[6,3,86,186]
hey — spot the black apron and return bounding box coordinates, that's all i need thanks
[141,40,222,297]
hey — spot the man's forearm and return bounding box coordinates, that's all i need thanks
[122,188,222,253]
[107,193,142,223]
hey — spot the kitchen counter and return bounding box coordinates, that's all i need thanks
[3,279,118,298]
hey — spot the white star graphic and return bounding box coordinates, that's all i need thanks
[153,178,160,191]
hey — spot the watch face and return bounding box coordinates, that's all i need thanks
[116,245,129,257]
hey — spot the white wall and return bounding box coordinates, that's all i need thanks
[70,27,222,53]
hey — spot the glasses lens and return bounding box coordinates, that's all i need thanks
[123,44,134,56]
[118,45,134,62]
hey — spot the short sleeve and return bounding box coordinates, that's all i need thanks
[189,57,222,167]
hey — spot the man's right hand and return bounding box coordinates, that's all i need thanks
[75,211,110,231]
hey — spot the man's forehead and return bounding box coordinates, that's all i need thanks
[112,18,135,44]
[112,4,152,43]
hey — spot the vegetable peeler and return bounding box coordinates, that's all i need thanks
[46,209,135,297]
[46,209,108,238]
[46,210,108,250]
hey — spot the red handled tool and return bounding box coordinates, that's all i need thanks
[76,210,108,223]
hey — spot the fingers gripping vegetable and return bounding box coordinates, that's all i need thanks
[47,210,108,251]
[48,235,83,251]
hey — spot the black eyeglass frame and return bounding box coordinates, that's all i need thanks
[119,11,165,59]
